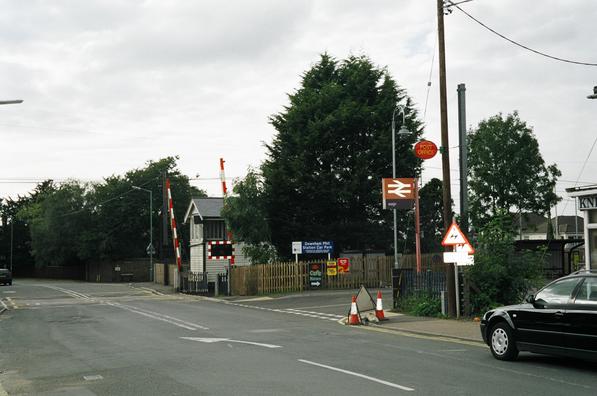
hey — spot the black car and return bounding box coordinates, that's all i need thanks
[0,268,12,285]
[480,270,597,361]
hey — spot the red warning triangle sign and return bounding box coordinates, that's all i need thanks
[441,222,472,247]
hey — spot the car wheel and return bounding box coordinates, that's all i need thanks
[489,322,519,361]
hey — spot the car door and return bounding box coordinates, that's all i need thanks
[566,276,597,354]
[513,277,581,348]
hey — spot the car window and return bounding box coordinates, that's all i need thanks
[574,277,597,304]
[535,277,581,305]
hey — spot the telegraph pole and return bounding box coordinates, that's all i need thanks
[437,0,456,316]
[458,83,468,234]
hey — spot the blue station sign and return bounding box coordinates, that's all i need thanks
[301,241,334,254]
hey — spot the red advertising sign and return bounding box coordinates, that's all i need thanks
[414,140,438,160]
[337,258,350,273]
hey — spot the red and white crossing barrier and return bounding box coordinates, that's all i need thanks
[166,179,182,271]
[375,290,385,320]
[348,295,361,325]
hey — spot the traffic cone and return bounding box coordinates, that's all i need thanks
[348,295,361,325]
[375,290,385,320]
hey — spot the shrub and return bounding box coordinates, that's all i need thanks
[398,293,442,317]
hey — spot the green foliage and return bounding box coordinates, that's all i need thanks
[466,211,546,314]
[221,169,278,264]
[0,181,56,271]
[398,292,441,317]
[262,54,423,257]
[468,112,561,230]
[15,157,204,268]
[418,178,450,253]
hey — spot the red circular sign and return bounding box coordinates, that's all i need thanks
[414,140,438,160]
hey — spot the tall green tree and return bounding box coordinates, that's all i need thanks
[418,178,449,253]
[16,157,204,267]
[468,112,561,230]
[221,169,277,264]
[263,54,423,257]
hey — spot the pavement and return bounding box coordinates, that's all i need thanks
[2,279,597,395]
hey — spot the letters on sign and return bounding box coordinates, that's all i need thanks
[579,195,597,211]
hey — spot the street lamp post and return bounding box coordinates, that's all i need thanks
[391,104,410,269]
[2,99,23,273]
[132,186,153,282]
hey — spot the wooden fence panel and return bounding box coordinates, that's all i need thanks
[230,255,440,296]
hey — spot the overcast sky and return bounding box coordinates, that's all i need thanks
[1,0,596,219]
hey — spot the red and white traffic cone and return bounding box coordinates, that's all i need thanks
[375,290,385,320]
[348,295,361,325]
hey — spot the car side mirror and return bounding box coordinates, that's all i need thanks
[525,294,535,304]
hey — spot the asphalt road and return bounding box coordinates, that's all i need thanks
[1,279,597,395]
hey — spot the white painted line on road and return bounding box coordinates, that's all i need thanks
[111,302,210,330]
[0,299,8,312]
[6,297,17,309]
[83,375,104,381]
[290,303,347,310]
[105,302,198,331]
[2,291,16,294]
[104,301,209,331]
[180,337,282,349]
[297,359,414,392]
[286,309,344,318]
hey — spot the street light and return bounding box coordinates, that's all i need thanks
[132,186,153,282]
[588,86,597,99]
[3,99,23,273]
[391,103,411,269]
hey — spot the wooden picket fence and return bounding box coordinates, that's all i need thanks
[229,254,443,296]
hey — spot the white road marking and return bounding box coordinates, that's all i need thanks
[289,303,347,310]
[6,297,17,309]
[2,291,16,294]
[34,285,209,331]
[227,302,344,322]
[286,309,344,318]
[83,375,104,381]
[104,301,209,331]
[298,359,414,391]
[180,337,282,349]
[0,299,8,311]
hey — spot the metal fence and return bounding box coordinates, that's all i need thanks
[179,271,209,295]
[398,268,447,299]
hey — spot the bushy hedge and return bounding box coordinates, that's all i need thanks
[466,212,546,314]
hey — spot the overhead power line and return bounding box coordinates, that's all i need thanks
[446,1,597,67]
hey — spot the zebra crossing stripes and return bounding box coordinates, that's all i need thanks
[226,302,345,322]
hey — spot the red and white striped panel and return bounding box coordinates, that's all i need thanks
[207,240,235,260]
[166,179,182,270]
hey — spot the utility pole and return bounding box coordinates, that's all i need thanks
[457,83,468,234]
[10,220,14,272]
[161,171,169,285]
[437,0,456,316]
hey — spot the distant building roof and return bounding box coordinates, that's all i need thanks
[516,213,584,235]
[183,197,224,223]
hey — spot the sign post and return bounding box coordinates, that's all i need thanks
[441,221,475,318]
[292,241,302,263]
[309,263,323,288]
